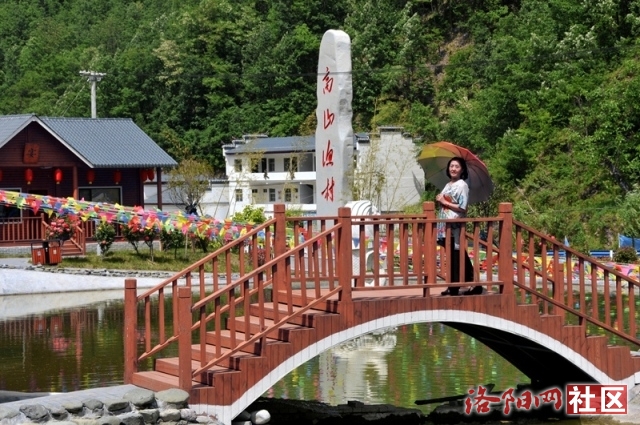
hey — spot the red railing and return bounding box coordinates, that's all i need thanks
[0,216,44,243]
[123,202,640,389]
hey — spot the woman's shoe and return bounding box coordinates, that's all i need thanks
[463,286,483,295]
[441,289,451,296]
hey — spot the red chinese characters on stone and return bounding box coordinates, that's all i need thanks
[323,109,335,129]
[322,140,334,167]
[321,177,335,201]
[322,67,334,94]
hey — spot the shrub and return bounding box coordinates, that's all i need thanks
[46,214,78,241]
[232,205,267,224]
[121,219,142,254]
[160,228,186,259]
[613,246,638,264]
[95,221,116,255]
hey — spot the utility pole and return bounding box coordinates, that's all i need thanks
[79,70,106,118]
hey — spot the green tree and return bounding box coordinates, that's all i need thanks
[166,159,215,215]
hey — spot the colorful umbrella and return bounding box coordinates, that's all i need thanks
[417,141,494,204]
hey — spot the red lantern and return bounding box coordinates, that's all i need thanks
[147,168,155,181]
[25,168,33,185]
[140,169,148,181]
[113,170,122,185]
[54,168,63,184]
[87,169,95,185]
[0,169,3,181]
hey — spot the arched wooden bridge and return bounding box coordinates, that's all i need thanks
[123,203,640,424]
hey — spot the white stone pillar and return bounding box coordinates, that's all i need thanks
[315,30,354,217]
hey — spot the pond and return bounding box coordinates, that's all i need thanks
[0,291,595,423]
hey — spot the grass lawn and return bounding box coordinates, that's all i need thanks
[61,249,214,272]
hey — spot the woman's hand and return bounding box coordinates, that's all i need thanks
[436,193,451,207]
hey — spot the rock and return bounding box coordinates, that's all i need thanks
[62,400,84,414]
[138,408,160,423]
[195,415,218,424]
[250,409,270,424]
[156,389,189,409]
[124,388,156,408]
[84,399,104,412]
[103,398,131,414]
[180,408,197,421]
[50,405,69,420]
[20,404,49,422]
[119,412,145,425]
[98,416,121,425]
[0,406,20,421]
[159,408,182,422]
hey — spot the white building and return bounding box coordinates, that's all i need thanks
[143,177,231,221]
[222,127,425,217]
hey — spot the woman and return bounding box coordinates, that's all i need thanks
[435,157,482,296]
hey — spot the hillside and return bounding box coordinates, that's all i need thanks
[1,0,639,251]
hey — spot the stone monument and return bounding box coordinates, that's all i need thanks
[315,29,354,217]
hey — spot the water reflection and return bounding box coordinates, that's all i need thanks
[267,323,529,414]
[0,299,126,393]
[0,295,530,415]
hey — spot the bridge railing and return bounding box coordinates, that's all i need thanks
[124,202,639,389]
[508,220,640,347]
[346,202,513,295]
[124,204,351,386]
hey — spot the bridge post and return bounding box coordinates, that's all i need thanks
[337,207,353,304]
[273,204,288,293]
[423,202,437,294]
[498,203,514,294]
[178,287,193,390]
[123,278,138,384]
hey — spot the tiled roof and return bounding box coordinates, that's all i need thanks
[0,114,33,145]
[223,133,371,155]
[0,114,177,168]
[223,135,315,154]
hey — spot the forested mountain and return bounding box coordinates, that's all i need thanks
[1,0,640,251]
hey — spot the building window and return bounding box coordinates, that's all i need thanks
[292,157,298,172]
[284,157,298,173]
[251,158,259,173]
[234,159,242,172]
[235,189,243,202]
[285,188,292,202]
[269,188,276,202]
[79,187,121,204]
[268,158,275,172]
[0,188,21,221]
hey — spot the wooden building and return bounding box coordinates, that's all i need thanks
[0,114,177,254]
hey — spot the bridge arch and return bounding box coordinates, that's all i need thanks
[189,308,638,423]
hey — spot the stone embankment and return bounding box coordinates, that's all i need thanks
[0,388,223,425]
